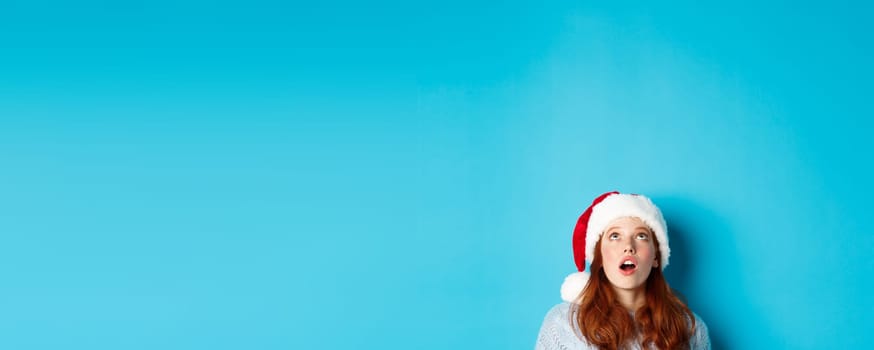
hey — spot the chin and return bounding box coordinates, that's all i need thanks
[613,282,646,290]
[606,276,648,290]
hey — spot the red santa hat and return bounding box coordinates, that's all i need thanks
[560,191,670,303]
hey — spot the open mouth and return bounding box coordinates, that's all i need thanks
[619,260,637,273]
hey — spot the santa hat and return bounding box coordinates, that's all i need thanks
[560,191,670,303]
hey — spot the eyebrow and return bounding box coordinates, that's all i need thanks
[605,226,651,232]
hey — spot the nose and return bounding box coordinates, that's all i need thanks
[623,241,635,254]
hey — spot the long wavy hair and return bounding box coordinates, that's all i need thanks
[572,235,695,350]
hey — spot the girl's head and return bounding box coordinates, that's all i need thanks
[598,216,659,292]
[560,191,670,302]
[562,192,696,349]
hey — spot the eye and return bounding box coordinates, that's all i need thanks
[608,232,620,240]
[635,232,649,240]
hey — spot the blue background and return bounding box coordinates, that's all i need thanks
[1,1,872,349]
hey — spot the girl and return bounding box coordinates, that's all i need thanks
[536,191,710,350]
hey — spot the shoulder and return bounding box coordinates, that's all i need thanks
[535,303,593,350]
[689,312,712,350]
[538,302,574,335]
[541,302,582,333]
[544,302,572,321]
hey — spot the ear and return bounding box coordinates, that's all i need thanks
[653,257,659,268]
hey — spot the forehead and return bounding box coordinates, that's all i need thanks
[604,216,650,230]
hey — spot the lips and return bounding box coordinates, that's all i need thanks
[618,257,638,276]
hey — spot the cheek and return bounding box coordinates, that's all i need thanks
[600,246,623,266]
[640,243,657,261]
[600,245,615,260]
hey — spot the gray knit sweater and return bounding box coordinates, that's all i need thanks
[535,303,711,350]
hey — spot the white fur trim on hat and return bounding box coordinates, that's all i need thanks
[585,194,670,269]
[560,271,590,303]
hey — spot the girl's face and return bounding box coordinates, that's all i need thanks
[599,216,658,292]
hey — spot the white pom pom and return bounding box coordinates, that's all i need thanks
[560,271,590,303]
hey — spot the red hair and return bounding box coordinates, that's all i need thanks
[572,235,696,350]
